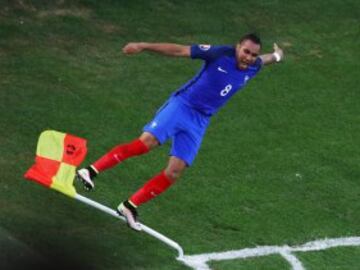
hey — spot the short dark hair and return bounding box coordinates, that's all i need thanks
[239,33,262,47]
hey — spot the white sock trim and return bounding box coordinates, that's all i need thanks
[90,165,99,174]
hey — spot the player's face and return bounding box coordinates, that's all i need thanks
[235,40,261,70]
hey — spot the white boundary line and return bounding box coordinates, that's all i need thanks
[73,194,360,269]
[179,237,360,270]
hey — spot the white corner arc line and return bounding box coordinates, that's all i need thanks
[279,249,305,270]
[180,237,360,270]
[70,193,360,269]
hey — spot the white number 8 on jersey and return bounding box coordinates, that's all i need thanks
[220,84,232,96]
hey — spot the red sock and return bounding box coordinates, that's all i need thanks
[92,139,149,172]
[130,171,173,206]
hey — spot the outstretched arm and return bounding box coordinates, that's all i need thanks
[259,43,284,65]
[122,42,191,57]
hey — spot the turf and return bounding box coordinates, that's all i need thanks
[297,246,360,270]
[210,254,290,270]
[0,0,359,269]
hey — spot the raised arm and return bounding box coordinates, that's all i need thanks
[122,42,191,57]
[259,43,284,65]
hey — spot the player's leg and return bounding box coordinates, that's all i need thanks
[92,132,158,172]
[77,97,181,191]
[77,132,159,190]
[129,156,186,205]
[117,103,209,231]
[117,156,186,231]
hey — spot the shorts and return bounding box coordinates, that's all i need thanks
[143,96,210,166]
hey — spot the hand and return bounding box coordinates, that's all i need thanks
[273,43,284,61]
[122,42,145,55]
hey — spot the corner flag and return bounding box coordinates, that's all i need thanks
[24,130,87,197]
[24,130,184,259]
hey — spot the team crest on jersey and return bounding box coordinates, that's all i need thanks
[244,75,250,83]
[199,44,211,51]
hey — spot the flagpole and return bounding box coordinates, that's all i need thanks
[74,194,184,259]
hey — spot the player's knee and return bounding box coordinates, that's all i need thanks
[165,158,186,181]
[139,132,159,150]
[164,167,183,181]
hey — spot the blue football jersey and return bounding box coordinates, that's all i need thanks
[173,44,262,116]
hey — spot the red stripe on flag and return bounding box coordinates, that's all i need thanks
[24,156,61,187]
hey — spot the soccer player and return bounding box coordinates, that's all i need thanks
[77,33,284,231]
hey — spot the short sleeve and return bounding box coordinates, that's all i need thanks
[253,57,263,71]
[255,57,263,67]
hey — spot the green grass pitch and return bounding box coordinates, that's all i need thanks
[0,0,359,269]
